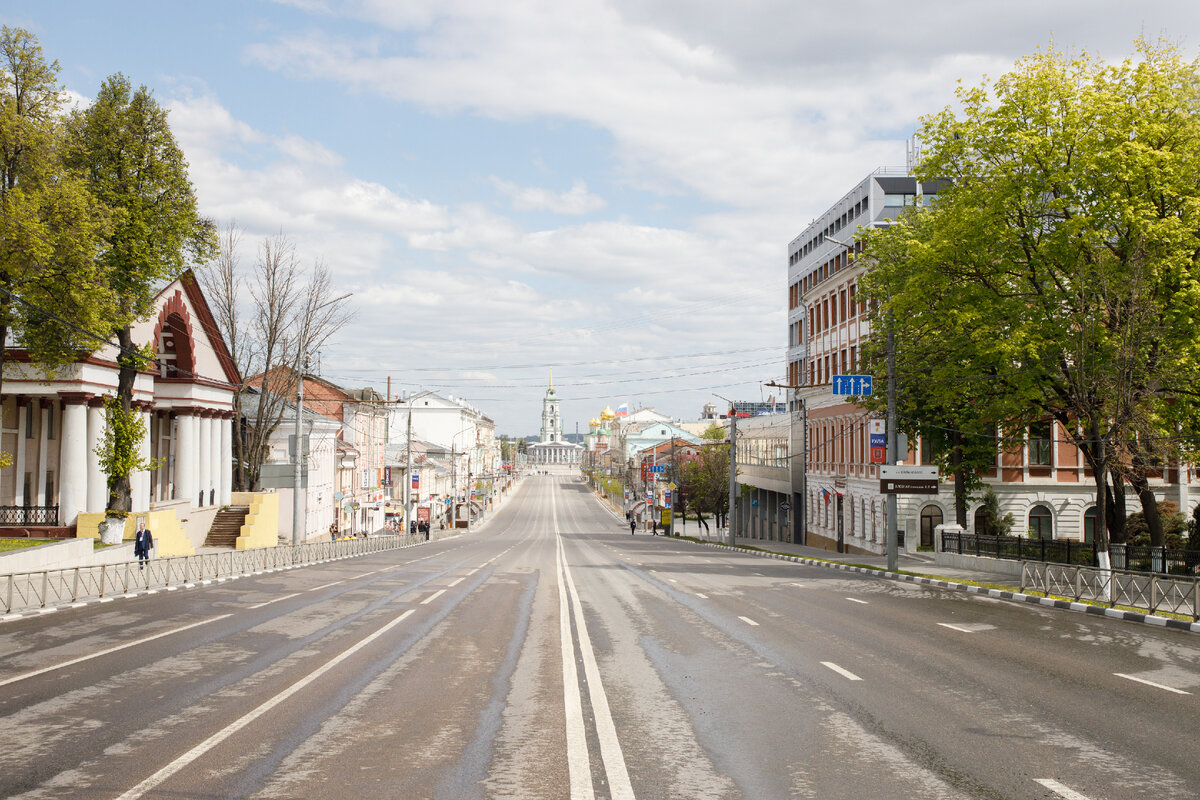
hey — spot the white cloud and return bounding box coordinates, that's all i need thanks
[491,178,606,215]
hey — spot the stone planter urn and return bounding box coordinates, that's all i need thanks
[100,513,127,545]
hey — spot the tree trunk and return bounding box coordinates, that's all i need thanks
[1106,477,1128,544]
[950,435,967,527]
[1130,474,1163,548]
[108,325,137,513]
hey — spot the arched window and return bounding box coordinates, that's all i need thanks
[1083,507,1097,544]
[920,504,943,548]
[1028,505,1053,539]
[973,506,988,536]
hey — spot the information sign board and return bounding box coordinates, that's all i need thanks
[879,465,939,495]
[832,375,873,396]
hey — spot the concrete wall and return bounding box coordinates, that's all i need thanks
[0,537,137,573]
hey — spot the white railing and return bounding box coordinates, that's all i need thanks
[1021,561,1200,621]
[2,534,421,615]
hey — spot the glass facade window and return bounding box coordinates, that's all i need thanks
[1029,421,1052,466]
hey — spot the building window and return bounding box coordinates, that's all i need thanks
[1083,507,1097,544]
[1028,504,1053,539]
[46,404,54,440]
[22,472,31,502]
[25,403,33,438]
[1029,421,1052,466]
[44,471,54,503]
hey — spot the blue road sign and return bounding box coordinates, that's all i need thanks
[648,465,666,473]
[832,374,873,396]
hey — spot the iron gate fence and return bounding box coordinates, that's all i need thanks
[1021,561,1200,620]
[942,531,1200,576]
[2,534,418,615]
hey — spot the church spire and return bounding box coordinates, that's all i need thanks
[549,369,553,392]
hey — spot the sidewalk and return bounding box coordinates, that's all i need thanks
[684,529,1020,587]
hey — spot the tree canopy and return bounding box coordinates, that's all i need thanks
[856,40,1200,553]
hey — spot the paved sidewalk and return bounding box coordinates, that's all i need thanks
[676,528,1019,587]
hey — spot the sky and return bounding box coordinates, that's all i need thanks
[5,1,1200,437]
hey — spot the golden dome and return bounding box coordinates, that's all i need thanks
[589,417,601,428]
[601,405,615,420]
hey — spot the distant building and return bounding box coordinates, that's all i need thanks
[529,374,582,464]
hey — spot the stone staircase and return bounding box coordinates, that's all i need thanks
[204,505,250,548]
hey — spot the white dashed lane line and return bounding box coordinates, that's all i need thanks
[1034,778,1093,799]
[420,590,445,605]
[845,598,868,605]
[1114,673,1191,695]
[695,593,708,599]
[821,662,862,681]
[738,616,759,626]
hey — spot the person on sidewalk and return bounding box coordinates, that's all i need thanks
[134,524,153,569]
[630,517,636,535]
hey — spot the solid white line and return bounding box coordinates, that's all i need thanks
[821,662,862,681]
[1114,673,1191,695]
[554,501,594,799]
[695,593,708,599]
[738,616,759,626]
[421,590,445,605]
[113,608,415,800]
[447,577,464,587]
[845,597,868,605]
[560,530,635,800]
[938,623,978,633]
[1034,778,1093,799]
[0,615,234,688]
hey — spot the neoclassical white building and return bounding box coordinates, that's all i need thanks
[529,375,582,465]
[0,271,238,549]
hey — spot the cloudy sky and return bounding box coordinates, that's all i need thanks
[5,1,1200,436]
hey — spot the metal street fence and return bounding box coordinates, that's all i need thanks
[941,531,1200,576]
[1021,560,1200,621]
[2,533,421,615]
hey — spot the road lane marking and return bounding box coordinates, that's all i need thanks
[248,593,301,610]
[447,577,464,587]
[555,491,633,800]
[308,580,344,591]
[1114,673,1191,695]
[556,529,594,799]
[695,593,708,599]
[821,662,862,681]
[1034,778,1093,799]
[738,616,759,626]
[0,615,234,688]
[114,608,415,800]
[845,598,869,605]
[421,590,445,605]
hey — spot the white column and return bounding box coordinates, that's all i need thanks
[198,413,212,507]
[59,397,88,528]
[209,413,221,507]
[14,399,27,506]
[175,411,198,506]
[35,401,49,505]
[219,413,232,505]
[86,400,106,512]
[132,406,151,513]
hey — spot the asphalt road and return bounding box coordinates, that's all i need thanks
[1,475,1198,799]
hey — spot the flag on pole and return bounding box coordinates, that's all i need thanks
[615,403,629,416]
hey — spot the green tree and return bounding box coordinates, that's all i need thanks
[680,424,730,527]
[860,41,1200,571]
[65,74,215,513]
[974,486,1014,537]
[0,26,112,400]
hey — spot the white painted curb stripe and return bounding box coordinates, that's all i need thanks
[1114,673,1191,695]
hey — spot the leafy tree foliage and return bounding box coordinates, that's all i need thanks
[858,40,1200,556]
[680,424,730,527]
[0,26,111,395]
[65,73,216,512]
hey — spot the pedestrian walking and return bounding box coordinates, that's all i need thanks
[630,518,636,535]
[330,522,338,542]
[134,523,153,569]
[652,519,658,535]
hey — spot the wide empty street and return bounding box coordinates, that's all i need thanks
[1,475,1198,799]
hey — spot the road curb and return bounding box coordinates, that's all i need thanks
[687,539,1200,635]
